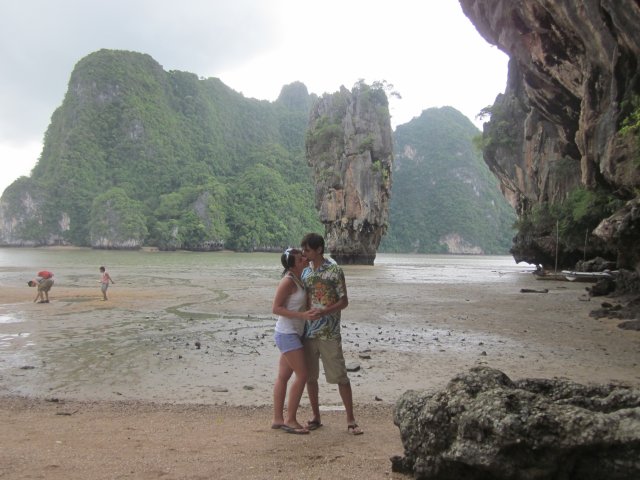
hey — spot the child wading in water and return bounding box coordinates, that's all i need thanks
[99,266,115,300]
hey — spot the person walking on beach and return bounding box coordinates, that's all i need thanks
[300,233,363,435]
[28,270,54,303]
[99,266,115,300]
[271,248,321,434]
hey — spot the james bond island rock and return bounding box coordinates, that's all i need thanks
[305,81,393,265]
[459,0,640,271]
[392,367,640,480]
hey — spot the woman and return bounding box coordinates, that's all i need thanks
[271,248,319,434]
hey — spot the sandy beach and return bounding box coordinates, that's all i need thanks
[1,250,638,479]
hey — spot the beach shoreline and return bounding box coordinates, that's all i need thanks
[1,252,639,478]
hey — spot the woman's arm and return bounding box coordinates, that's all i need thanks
[272,277,317,320]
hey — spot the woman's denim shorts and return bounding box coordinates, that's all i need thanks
[274,332,303,353]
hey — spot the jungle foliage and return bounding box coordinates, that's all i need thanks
[515,187,624,251]
[25,49,322,250]
[380,107,516,254]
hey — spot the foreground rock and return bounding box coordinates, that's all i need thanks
[392,367,640,479]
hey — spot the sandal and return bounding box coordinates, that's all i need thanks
[347,423,363,435]
[281,425,309,434]
[306,419,323,430]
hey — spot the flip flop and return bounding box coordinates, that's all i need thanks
[271,423,284,429]
[347,423,363,435]
[281,425,309,434]
[306,420,323,431]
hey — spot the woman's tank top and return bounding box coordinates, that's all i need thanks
[274,274,306,336]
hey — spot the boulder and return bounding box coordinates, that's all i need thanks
[392,366,640,479]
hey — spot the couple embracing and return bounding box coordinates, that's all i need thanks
[271,232,363,436]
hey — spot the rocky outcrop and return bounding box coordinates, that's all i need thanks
[594,198,640,269]
[392,366,640,479]
[460,0,640,271]
[305,82,393,265]
[0,177,69,246]
[439,233,484,255]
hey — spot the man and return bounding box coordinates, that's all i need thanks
[28,270,54,303]
[300,232,363,435]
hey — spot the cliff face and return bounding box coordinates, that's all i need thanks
[305,83,393,265]
[460,0,640,270]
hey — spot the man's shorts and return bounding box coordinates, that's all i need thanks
[274,332,303,353]
[303,337,349,384]
[38,279,54,292]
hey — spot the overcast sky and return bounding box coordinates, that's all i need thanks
[0,0,508,194]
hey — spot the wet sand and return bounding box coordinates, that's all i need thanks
[1,254,639,478]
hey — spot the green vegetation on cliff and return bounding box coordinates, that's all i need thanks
[23,49,322,249]
[1,50,516,254]
[380,107,516,254]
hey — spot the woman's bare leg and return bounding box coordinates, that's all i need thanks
[272,354,292,427]
[282,347,308,429]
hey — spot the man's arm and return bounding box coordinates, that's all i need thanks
[29,280,40,302]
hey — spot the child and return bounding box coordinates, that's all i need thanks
[99,266,115,300]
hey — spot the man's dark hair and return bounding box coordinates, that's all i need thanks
[301,232,324,254]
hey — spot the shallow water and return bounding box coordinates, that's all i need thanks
[349,253,525,284]
[11,248,622,406]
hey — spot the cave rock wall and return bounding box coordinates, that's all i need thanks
[460,0,640,270]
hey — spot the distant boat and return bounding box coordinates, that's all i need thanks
[561,270,616,282]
